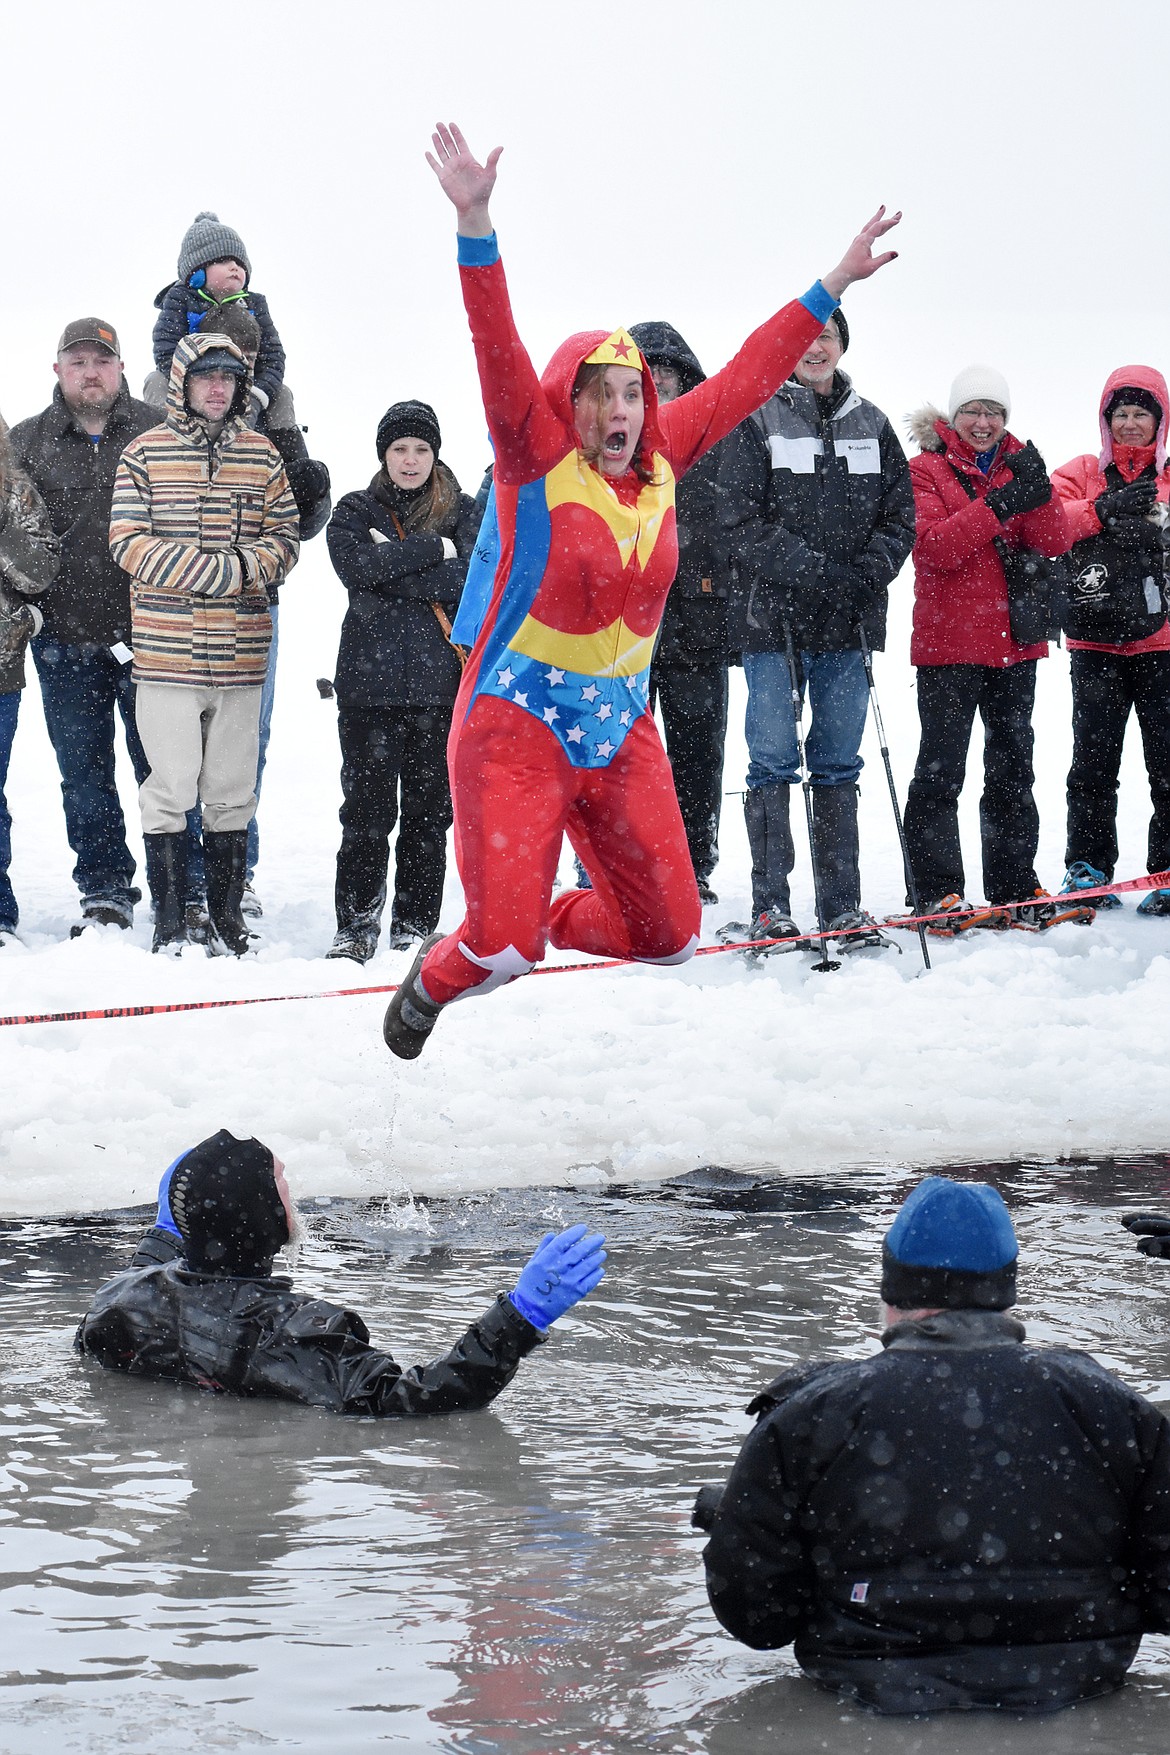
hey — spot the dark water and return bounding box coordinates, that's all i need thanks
[3,1159,1170,1754]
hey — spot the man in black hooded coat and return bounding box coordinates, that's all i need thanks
[76,1131,606,1418]
[629,322,731,904]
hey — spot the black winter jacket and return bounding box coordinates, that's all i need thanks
[329,467,479,711]
[10,384,157,645]
[75,1256,541,1418]
[703,1310,1170,1714]
[629,322,729,670]
[718,371,915,655]
[153,284,285,409]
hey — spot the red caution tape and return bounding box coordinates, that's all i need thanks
[2,869,1167,1030]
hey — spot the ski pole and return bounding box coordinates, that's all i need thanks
[782,623,839,973]
[857,625,930,973]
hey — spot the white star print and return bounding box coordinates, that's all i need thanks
[596,739,614,758]
[497,665,515,688]
[580,683,600,703]
[513,691,529,708]
[543,707,559,724]
[566,725,585,744]
[544,666,565,686]
[596,703,612,722]
[619,709,631,726]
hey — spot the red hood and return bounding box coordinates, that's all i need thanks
[539,329,665,469]
[1097,364,1169,473]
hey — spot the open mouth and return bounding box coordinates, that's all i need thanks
[604,431,628,457]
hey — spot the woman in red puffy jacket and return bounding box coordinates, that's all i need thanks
[1051,366,1170,917]
[902,367,1072,924]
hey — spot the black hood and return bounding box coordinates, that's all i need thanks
[628,322,706,393]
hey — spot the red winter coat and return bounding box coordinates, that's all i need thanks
[1051,363,1170,656]
[907,409,1072,667]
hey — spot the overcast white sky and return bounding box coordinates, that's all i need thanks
[2,0,1165,497]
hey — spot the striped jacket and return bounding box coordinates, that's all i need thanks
[110,331,299,687]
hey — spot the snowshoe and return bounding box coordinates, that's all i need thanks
[827,910,900,954]
[241,884,263,919]
[926,894,1011,936]
[718,912,810,958]
[1061,862,1121,910]
[1010,890,1096,931]
[1137,887,1170,917]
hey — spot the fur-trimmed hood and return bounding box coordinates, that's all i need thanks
[1096,364,1169,474]
[907,404,949,453]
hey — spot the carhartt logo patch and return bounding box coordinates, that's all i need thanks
[850,1582,869,1604]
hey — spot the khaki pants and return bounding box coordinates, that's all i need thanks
[136,683,261,834]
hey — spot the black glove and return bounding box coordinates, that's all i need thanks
[1121,1212,1170,1258]
[823,561,880,623]
[1096,479,1161,550]
[986,468,1050,524]
[691,1485,724,1531]
[1096,478,1157,525]
[1002,440,1052,502]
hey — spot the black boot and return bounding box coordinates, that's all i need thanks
[810,784,861,924]
[744,784,795,918]
[203,829,252,956]
[144,832,188,954]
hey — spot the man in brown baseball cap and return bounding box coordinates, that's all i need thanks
[9,319,164,935]
[56,317,121,356]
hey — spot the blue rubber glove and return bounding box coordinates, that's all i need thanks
[508,1223,607,1331]
[154,1149,191,1238]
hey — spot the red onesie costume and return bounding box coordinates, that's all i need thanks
[419,230,838,1007]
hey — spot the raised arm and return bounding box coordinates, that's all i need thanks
[660,207,903,477]
[426,122,568,482]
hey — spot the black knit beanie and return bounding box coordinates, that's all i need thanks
[1103,385,1163,428]
[168,1130,288,1276]
[376,400,441,461]
[830,306,849,352]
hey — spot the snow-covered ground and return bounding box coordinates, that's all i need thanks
[3,566,1167,1218]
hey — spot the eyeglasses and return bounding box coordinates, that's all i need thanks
[955,403,1006,421]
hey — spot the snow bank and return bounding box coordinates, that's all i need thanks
[3,558,1168,1216]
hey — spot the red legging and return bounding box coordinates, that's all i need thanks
[419,696,700,1005]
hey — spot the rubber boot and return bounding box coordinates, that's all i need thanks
[810,784,861,924]
[144,832,188,954]
[744,784,795,918]
[203,828,251,956]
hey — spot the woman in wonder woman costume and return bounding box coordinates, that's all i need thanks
[383,123,900,1058]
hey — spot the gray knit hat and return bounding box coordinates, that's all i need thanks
[178,212,251,284]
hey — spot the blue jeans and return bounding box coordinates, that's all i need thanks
[187,602,277,890]
[34,638,150,906]
[35,638,202,908]
[743,649,869,789]
[0,690,19,931]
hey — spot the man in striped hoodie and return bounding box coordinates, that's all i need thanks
[110,330,299,954]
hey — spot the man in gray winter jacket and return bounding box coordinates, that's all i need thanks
[718,312,914,949]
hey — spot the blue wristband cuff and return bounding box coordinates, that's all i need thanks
[457,231,500,267]
[799,280,839,325]
[507,1289,549,1332]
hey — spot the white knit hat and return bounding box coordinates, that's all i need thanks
[948,364,1011,423]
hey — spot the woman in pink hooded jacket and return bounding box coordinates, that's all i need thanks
[1051,366,1170,915]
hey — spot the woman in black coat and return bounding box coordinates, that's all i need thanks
[326,401,480,962]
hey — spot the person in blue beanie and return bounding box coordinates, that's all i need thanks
[698,1175,1170,1715]
[77,1130,606,1418]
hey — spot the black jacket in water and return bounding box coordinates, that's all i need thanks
[702,1309,1170,1714]
[75,1254,541,1418]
